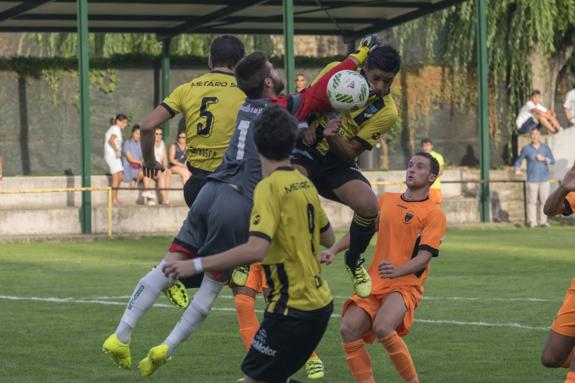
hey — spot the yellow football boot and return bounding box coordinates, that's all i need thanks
[102,333,131,369]
[305,353,325,380]
[138,344,170,377]
[346,258,372,298]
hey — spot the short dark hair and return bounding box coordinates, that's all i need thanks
[131,124,140,133]
[366,45,401,74]
[531,90,541,97]
[210,35,245,69]
[421,137,433,145]
[254,105,298,161]
[235,51,269,99]
[115,113,128,123]
[414,151,440,177]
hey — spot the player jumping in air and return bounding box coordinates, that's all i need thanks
[163,106,335,383]
[102,37,376,377]
[292,44,401,298]
[541,163,575,383]
[321,152,446,383]
[135,35,246,298]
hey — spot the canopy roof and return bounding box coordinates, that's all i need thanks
[0,0,464,39]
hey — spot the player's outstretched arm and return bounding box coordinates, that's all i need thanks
[378,250,433,279]
[544,163,575,216]
[162,236,269,279]
[320,232,350,265]
[287,35,378,121]
[139,105,172,177]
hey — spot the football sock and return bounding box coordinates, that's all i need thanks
[343,339,375,383]
[346,213,377,271]
[563,348,575,368]
[234,293,260,350]
[164,275,224,355]
[564,371,575,383]
[116,260,171,343]
[380,331,418,383]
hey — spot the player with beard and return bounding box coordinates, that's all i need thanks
[101,37,377,378]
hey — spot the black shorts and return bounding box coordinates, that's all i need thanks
[291,149,370,203]
[241,302,333,383]
[183,165,211,208]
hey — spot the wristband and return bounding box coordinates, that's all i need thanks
[349,46,369,64]
[193,257,203,273]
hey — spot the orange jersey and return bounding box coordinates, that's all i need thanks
[563,192,575,216]
[369,192,446,295]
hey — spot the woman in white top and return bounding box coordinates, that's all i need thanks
[152,127,171,205]
[104,113,128,205]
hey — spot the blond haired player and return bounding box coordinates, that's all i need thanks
[321,152,446,383]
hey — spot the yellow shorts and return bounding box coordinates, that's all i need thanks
[551,278,575,337]
[342,285,422,342]
[244,263,267,293]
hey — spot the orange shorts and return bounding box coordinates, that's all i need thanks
[244,263,267,293]
[429,188,442,204]
[342,285,422,343]
[551,278,575,337]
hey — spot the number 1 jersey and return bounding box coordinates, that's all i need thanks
[161,71,245,172]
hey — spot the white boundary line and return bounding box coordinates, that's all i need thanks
[91,294,559,303]
[0,295,550,331]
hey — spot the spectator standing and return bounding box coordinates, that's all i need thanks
[421,138,445,204]
[104,114,128,205]
[516,90,562,134]
[514,128,555,227]
[153,127,171,205]
[564,88,575,128]
[169,131,191,186]
[0,153,3,180]
[295,73,307,92]
[122,125,152,202]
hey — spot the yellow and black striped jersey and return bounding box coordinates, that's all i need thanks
[249,167,332,315]
[161,71,245,172]
[310,62,398,157]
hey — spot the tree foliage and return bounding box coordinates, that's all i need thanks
[393,0,575,135]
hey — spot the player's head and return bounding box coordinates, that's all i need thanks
[421,137,433,153]
[235,51,285,99]
[209,35,245,70]
[130,124,141,141]
[254,105,298,162]
[364,45,401,98]
[530,127,541,143]
[406,152,439,189]
[114,113,128,128]
[530,89,541,104]
[295,73,307,91]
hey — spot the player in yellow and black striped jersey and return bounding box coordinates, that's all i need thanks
[163,106,336,383]
[292,45,401,300]
[138,35,245,208]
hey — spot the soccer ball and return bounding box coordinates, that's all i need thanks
[327,70,369,113]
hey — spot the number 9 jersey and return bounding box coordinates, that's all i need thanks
[249,167,333,315]
[161,71,246,172]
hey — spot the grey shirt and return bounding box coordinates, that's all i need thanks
[207,98,272,200]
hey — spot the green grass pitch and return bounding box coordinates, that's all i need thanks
[0,226,573,382]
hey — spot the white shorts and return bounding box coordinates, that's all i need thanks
[105,153,124,174]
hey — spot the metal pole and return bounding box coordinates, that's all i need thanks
[283,0,295,94]
[161,39,171,143]
[77,0,91,233]
[476,0,490,222]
